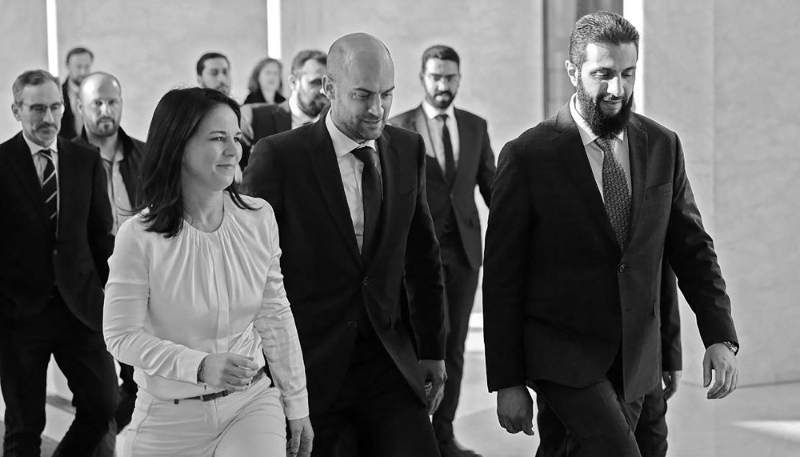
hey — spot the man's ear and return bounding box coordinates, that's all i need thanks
[11,103,21,121]
[196,75,203,88]
[322,75,335,100]
[565,60,579,88]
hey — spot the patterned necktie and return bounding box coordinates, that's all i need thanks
[596,136,630,248]
[39,149,58,237]
[437,114,456,184]
[351,146,382,262]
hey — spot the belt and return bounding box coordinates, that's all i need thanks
[172,367,266,404]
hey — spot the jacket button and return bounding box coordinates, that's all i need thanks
[363,276,369,285]
[618,263,627,273]
[348,321,358,330]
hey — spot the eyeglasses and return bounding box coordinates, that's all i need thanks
[17,102,64,116]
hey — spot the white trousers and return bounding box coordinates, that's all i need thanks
[122,376,286,456]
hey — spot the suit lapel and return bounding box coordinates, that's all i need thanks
[625,116,649,250]
[275,101,291,133]
[554,106,618,246]
[307,118,362,265]
[367,131,399,270]
[6,133,49,226]
[413,106,447,183]
[453,108,475,188]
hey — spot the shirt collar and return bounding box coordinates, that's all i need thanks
[325,113,377,159]
[422,99,456,121]
[24,133,58,157]
[289,92,319,125]
[569,93,625,146]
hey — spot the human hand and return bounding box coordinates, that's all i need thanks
[703,343,738,399]
[419,359,446,414]
[286,416,313,457]
[199,353,259,391]
[497,385,535,435]
[662,370,682,401]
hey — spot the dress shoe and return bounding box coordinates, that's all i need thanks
[438,438,483,457]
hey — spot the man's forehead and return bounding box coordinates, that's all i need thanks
[21,82,61,101]
[583,42,637,64]
[301,59,326,75]
[205,58,229,71]
[425,58,459,74]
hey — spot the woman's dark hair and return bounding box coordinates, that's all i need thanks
[247,57,284,96]
[136,87,255,238]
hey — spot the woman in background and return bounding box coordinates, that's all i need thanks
[103,87,312,457]
[244,57,285,105]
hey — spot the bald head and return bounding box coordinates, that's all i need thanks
[324,33,395,142]
[78,72,123,139]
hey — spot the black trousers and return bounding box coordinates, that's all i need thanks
[431,260,480,443]
[532,364,646,457]
[0,291,118,457]
[633,381,668,457]
[116,361,138,432]
[311,333,440,457]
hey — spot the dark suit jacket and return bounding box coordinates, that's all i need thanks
[72,127,146,207]
[244,91,286,105]
[483,104,735,402]
[240,101,292,169]
[241,117,446,416]
[390,105,495,269]
[60,80,79,140]
[659,262,681,372]
[0,133,113,331]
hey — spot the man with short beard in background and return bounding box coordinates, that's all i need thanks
[61,46,94,139]
[239,49,329,168]
[483,11,739,457]
[73,71,144,435]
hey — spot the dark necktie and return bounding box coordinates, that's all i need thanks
[596,136,630,248]
[437,114,456,184]
[350,146,382,262]
[39,149,58,237]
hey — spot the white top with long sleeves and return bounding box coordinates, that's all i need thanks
[103,194,309,419]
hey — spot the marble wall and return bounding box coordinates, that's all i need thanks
[0,0,49,140]
[640,0,800,387]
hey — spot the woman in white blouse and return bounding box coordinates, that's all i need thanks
[103,87,313,457]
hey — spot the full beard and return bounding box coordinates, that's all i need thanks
[577,78,634,138]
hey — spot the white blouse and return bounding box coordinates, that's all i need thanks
[103,194,309,420]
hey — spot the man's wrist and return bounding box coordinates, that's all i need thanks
[721,340,739,356]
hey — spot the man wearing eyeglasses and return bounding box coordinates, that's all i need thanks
[0,69,117,456]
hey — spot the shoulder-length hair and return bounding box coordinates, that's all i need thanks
[247,57,284,95]
[136,87,255,238]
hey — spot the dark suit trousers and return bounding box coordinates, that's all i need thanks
[0,290,118,457]
[311,333,440,457]
[633,382,668,457]
[432,238,480,442]
[532,355,645,457]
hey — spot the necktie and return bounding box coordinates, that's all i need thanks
[350,146,382,262]
[437,114,456,184]
[39,149,58,237]
[596,137,630,248]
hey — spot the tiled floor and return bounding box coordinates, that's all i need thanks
[2,320,800,456]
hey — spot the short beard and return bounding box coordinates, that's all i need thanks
[576,78,634,138]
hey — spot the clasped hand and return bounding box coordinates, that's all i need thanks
[200,353,259,391]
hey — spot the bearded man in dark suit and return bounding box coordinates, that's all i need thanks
[0,69,117,457]
[483,12,739,457]
[390,44,495,457]
[242,33,446,457]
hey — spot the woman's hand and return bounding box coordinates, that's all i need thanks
[286,416,313,457]
[199,353,259,391]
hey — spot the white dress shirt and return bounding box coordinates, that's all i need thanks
[325,114,380,252]
[24,134,59,213]
[421,100,460,171]
[569,93,631,199]
[103,195,309,420]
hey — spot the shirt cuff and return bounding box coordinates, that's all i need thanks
[182,350,210,385]
[282,390,310,421]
